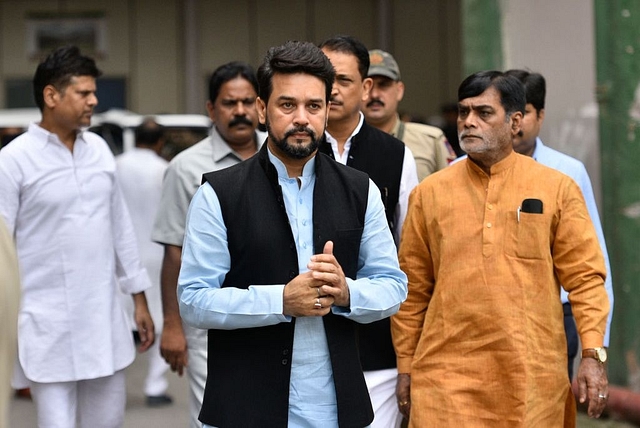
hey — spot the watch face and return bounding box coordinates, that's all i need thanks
[596,348,608,363]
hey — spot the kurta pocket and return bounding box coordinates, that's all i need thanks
[505,212,551,259]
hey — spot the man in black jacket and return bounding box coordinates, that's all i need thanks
[177,40,408,428]
[319,35,418,428]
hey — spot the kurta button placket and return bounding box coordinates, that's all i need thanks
[482,182,496,257]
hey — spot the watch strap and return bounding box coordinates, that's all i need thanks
[582,347,606,363]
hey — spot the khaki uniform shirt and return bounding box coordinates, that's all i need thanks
[392,152,609,427]
[391,116,453,181]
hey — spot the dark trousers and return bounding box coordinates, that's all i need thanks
[563,302,579,380]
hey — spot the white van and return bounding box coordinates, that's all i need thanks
[0,108,41,147]
[91,109,211,160]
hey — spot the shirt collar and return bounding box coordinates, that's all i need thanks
[324,111,365,145]
[466,149,518,177]
[29,122,88,149]
[266,146,316,180]
[209,125,264,163]
[531,137,543,161]
[389,114,402,137]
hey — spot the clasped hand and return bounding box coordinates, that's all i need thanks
[283,241,350,317]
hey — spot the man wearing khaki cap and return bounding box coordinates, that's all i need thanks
[363,49,455,181]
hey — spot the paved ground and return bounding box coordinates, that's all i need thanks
[578,413,638,428]
[9,358,638,427]
[9,353,190,427]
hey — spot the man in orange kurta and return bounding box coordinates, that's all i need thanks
[392,71,610,427]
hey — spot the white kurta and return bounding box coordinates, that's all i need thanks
[0,123,151,383]
[116,148,168,329]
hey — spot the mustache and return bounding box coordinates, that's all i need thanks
[284,126,316,140]
[229,116,254,128]
[366,99,385,108]
[459,131,478,139]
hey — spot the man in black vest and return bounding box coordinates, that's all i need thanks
[319,35,418,428]
[177,40,408,428]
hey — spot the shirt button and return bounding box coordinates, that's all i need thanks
[487,204,493,210]
[487,222,492,228]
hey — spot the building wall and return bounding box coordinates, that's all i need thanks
[0,0,183,114]
[129,0,181,113]
[0,0,462,120]
[0,0,600,203]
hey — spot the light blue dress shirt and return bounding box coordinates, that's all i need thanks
[532,138,614,345]
[179,148,407,427]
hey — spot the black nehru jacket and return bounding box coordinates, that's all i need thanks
[320,120,405,371]
[319,120,404,242]
[199,143,374,428]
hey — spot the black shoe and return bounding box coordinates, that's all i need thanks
[145,394,173,407]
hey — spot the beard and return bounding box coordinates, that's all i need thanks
[459,131,493,154]
[266,118,321,160]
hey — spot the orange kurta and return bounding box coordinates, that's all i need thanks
[392,152,609,427]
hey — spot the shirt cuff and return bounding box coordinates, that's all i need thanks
[119,269,152,295]
[396,356,413,374]
[581,332,605,350]
[331,278,357,316]
[151,229,184,247]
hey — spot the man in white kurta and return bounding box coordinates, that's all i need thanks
[0,45,154,427]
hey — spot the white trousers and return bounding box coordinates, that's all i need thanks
[30,369,126,428]
[364,368,403,428]
[184,322,208,428]
[143,338,170,396]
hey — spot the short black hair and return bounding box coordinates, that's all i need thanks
[135,117,165,146]
[504,69,546,115]
[33,45,102,111]
[208,61,258,104]
[458,70,525,117]
[257,40,335,104]
[318,35,370,80]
